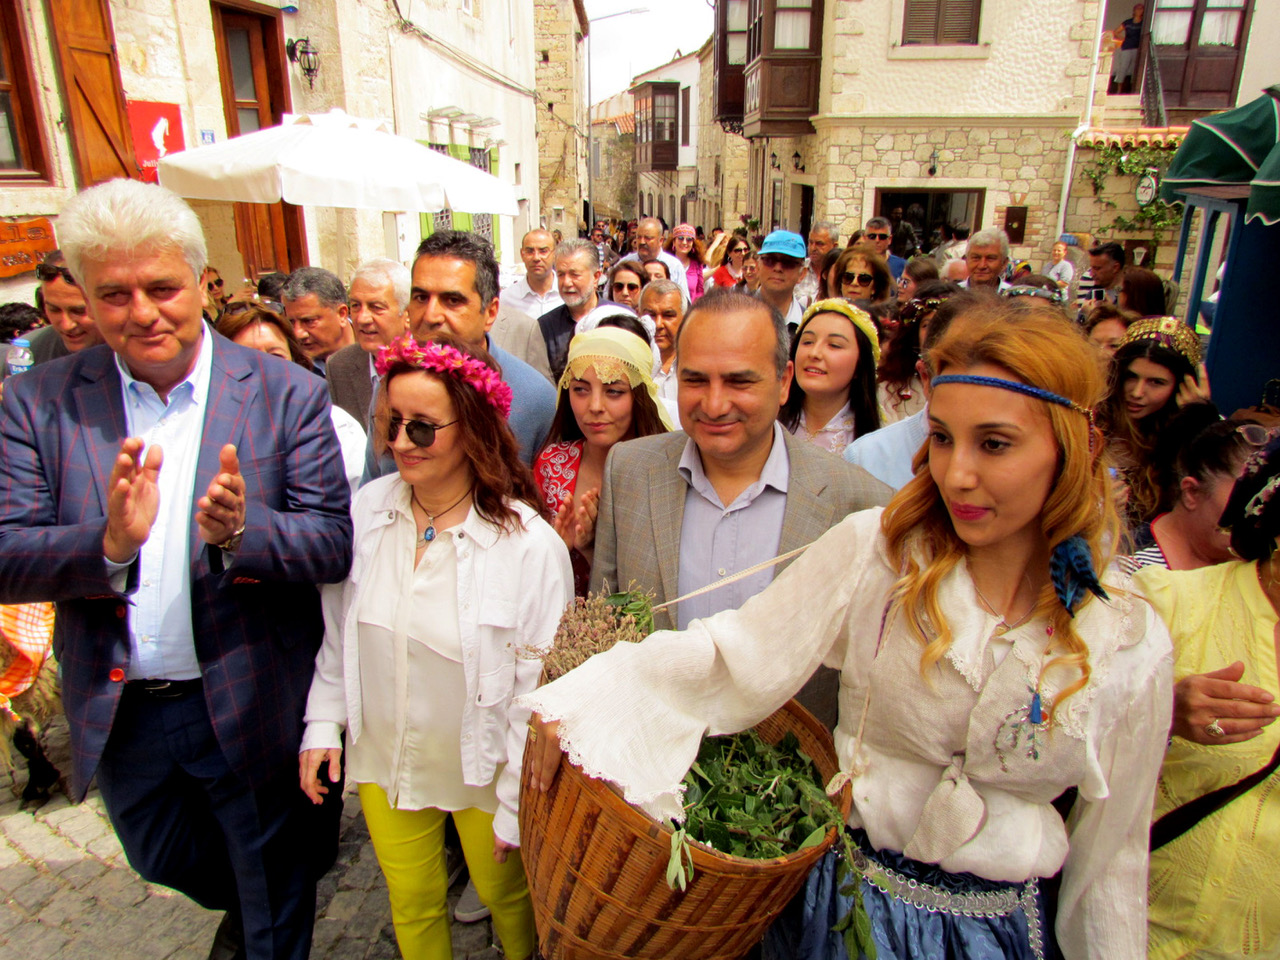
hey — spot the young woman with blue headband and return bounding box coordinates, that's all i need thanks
[522,299,1173,959]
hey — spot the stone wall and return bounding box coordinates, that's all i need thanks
[534,0,587,236]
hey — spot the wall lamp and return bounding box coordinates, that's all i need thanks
[769,152,780,170]
[928,149,939,177]
[286,38,320,89]
[792,151,804,173]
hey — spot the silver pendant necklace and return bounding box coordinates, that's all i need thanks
[412,488,471,544]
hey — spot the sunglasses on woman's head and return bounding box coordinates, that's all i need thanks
[222,297,284,317]
[1239,423,1279,446]
[387,417,458,448]
[842,272,874,287]
[35,263,77,285]
[899,297,948,322]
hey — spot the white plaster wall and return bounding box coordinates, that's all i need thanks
[824,0,1098,119]
[1237,1,1280,107]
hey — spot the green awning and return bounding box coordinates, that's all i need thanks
[1161,85,1280,225]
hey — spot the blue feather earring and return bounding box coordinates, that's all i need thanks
[1049,535,1109,616]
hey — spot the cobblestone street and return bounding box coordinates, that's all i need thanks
[0,718,503,960]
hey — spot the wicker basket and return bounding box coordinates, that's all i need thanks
[518,699,853,960]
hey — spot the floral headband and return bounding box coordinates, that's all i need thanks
[798,298,881,367]
[1116,315,1202,367]
[375,334,513,418]
[1220,430,1280,561]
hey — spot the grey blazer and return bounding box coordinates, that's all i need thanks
[490,303,554,384]
[589,429,893,729]
[325,343,373,428]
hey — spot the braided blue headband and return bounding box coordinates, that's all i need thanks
[930,373,1108,615]
[930,374,1092,420]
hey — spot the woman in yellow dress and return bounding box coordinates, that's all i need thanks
[1136,429,1280,959]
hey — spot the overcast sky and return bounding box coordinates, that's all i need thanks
[585,0,715,103]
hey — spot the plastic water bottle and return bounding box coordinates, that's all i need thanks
[5,338,32,378]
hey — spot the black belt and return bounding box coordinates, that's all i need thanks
[126,678,203,699]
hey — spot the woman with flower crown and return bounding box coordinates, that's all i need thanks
[299,331,573,960]
[522,301,1173,959]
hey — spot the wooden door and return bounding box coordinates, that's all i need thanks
[45,0,138,184]
[211,5,304,279]
[1150,0,1253,112]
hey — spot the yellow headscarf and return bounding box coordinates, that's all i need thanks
[557,326,674,430]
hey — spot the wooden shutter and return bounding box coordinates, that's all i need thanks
[681,87,691,146]
[902,0,942,44]
[938,0,981,44]
[45,0,138,184]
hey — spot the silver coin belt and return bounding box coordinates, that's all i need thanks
[852,848,1045,960]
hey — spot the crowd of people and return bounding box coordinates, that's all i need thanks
[0,178,1274,960]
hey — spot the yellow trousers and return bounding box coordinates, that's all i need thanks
[358,783,535,960]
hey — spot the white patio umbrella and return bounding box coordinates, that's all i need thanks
[157,109,517,216]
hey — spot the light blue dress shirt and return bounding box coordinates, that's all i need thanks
[675,422,790,630]
[843,407,930,491]
[113,330,214,680]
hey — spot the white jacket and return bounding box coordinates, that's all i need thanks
[301,474,573,845]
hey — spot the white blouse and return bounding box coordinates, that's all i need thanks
[793,402,855,454]
[349,520,498,813]
[518,507,1173,959]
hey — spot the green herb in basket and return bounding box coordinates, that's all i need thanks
[680,730,833,860]
[671,732,877,959]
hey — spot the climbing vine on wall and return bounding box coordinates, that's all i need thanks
[1078,144,1185,240]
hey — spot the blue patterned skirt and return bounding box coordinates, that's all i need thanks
[761,829,1056,960]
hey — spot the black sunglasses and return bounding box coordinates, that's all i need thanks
[842,271,874,287]
[388,417,457,448]
[36,263,77,285]
[864,232,891,241]
[207,277,224,289]
[760,254,801,269]
[613,281,642,293]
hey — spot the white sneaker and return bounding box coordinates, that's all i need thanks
[453,878,491,923]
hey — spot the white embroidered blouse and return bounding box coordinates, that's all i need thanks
[518,507,1173,959]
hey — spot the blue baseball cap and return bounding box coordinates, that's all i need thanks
[758,230,806,260]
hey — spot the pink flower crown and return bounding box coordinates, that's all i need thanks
[375,335,513,418]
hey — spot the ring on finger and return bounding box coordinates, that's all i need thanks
[1206,719,1226,737]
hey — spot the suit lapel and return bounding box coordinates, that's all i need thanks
[191,336,256,564]
[779,436,834,555]
[71,350,128,517]
[651,437,687,606]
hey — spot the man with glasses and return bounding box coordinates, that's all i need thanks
[754,230,807,331]
[863,216,906,280]
[502,229,562,320]
[13,251,103,370]
[796,222,838,308]
[618,217,690,302]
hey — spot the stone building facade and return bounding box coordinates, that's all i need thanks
[695,39,750,235]
[0,0,541,304]
[533,0,589,238]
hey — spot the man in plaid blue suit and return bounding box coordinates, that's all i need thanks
[0,179,353,959]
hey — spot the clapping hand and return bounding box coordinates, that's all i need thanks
[103,437,163,564]
[552,489,600,557]
[196,444,246,545]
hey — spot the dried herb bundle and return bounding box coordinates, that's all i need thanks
[524,588,652,683]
